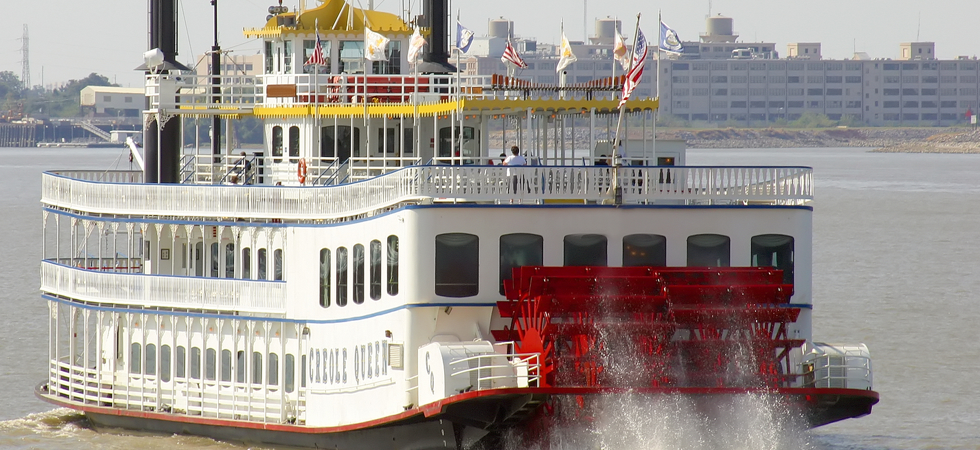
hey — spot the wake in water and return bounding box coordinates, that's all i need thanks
[0,408,246,450]
[503,393,813,450]
[0,408,91,437]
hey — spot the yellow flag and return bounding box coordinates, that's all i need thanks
[556,32,577,73]
[364,28,390,62]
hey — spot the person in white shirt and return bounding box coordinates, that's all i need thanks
[502,145,526,193]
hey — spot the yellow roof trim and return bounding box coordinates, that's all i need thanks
[244,0,410,39]
[465,97,659,114]
[244,27,283,39]
[251,97,659,119]
[253,101,462,119]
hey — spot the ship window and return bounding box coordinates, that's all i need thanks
[370,240,382,300]
[435,233,479,297]
[336,247,348,306]
[319,249,331,307]
[339,40,365,74]
[283,40,294,74]
[353,244,365,304]
[242,248,251,279]
[210,243,219,277]
[372,40,402,74]
[752,234,795,285]
[274,249,283,281]
[222,349,233,382]
[272,126,283,161]
[288,126,300,161]
[321,125,361,161]
[269,353,279,386]
[130,343,141,374]
[258,249,268,280]
[237,350,247,383]
[687,234,731,267]
[225,243,235,278]
[174,345,187,378]
[252,352,263,384]
[300,354,306,388]
[403,129,414,155]
[206,348,217,381]
[377,128,397,155]
[623,234,667,267]
[191,347,201,379]
[195,242,204,277]
[160,344,171,382]
[264,41,274,74]
[285,354,294,392]
[145,343,156,376]
[500,234,543,295]
[564,234,608,266]
[387,236,399,296]
[303,39,332,73]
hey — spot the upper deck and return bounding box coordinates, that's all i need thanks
[42,165,812,222]
[145,73,658,117]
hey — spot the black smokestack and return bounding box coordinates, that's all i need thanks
[417,0,457,73]
[143,0,186,183]
[146,0,192,71]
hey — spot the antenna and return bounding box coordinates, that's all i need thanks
[916,12,921,41]
[19,24,30,88]
[708,0,712,18]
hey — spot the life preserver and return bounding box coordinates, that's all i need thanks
[297,158,308,184]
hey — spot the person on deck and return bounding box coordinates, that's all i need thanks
[503,145,526,195]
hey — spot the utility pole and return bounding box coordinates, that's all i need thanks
[20,25,30,88]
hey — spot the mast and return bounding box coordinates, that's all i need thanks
[211,0,222,164]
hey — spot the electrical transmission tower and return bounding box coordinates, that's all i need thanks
[20,24,30,88]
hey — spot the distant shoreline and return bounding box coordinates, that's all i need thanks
[657,127,980,153]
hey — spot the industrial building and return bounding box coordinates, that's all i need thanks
[458,15,978,126]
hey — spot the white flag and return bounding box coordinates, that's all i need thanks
[613,33,629,70]
[364,28,390,62]
[556,32,577,73]
[408,28,426,63]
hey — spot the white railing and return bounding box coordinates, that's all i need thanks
[146,74,259,111]
[49,360,299,424]
[145,73,619,112]
[42,165,812,220]
[448,353,542,390]
[40,260,287,314]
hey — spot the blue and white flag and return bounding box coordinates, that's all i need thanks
[456,21,475,53]
[659,21,684,54]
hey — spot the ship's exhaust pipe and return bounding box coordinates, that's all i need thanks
[143,0,189,183]
[416,0,457,73]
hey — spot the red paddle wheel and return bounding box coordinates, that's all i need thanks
[493,266,802,391]
[490,266,803,444]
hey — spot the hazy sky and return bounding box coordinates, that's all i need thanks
[3,0,979,88]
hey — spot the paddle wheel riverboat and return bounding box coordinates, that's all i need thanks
[36,0,877,448]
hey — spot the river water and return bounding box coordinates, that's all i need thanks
[1,146,977,449]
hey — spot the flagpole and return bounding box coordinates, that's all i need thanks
[654,11,661,166]
[609,13,641,205]
[314,20,321,175]
[612,13,641,168]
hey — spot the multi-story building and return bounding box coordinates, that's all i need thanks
[461,15,979,126]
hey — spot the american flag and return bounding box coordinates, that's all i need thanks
[619,28,648,109]
[305,26,327,66]
[501,40,528,69]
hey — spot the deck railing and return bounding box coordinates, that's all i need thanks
[40,260,287,314]
[42,165,812,220]
[145,73,623,111]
